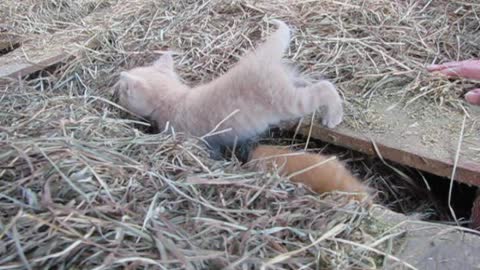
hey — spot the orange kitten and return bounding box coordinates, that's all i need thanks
[115,20,343,148]
[247,145,370,201]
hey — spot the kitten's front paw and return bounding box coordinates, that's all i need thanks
[322,101,343,128]
[321,84,344,128]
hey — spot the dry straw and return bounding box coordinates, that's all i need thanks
[1,0,479,269]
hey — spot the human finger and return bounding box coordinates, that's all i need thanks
[436,67,462,77]
[465,89,480,106]
[427,62,462,72]
[427,60,480,72]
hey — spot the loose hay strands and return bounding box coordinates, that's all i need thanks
[1,0,479,269]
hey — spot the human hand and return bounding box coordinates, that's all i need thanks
[427,59,480,80]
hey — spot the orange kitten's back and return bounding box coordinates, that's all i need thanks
[248,145,369,199]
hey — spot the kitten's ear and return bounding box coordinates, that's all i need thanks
[119,72,146,96]
[153,53,174,70]
[120,71,136,80]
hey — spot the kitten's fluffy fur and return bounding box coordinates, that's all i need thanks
[248,145,370,201]
[116,20,343,148]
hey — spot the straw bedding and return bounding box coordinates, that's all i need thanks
[1,0,479,269]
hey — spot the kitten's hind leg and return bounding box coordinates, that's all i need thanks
[270,19,291,52]
[255,19,291,60]
[293,80,344,128]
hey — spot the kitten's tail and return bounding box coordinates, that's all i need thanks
[254,19,291,60]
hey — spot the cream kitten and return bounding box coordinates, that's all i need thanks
[115,20,343,148]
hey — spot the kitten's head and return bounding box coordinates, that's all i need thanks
[115,53,182,118]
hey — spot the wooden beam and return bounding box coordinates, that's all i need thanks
[297,124,480,186]
[0,9,108,79]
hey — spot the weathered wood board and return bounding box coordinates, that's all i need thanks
[372,206,480,270]
[0,9,108,79]
[297,96,480,186]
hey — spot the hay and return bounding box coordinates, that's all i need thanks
[0,93,386,269]
[1,0,479,268]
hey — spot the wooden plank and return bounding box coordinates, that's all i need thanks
[372,206,480,269]
[0,8,108,79]
[296,97,480,186]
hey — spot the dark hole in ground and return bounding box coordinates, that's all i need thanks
[262,127,477,227]
[0,42,21,56]
[20,62,68,93]
[25,62,65,80]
